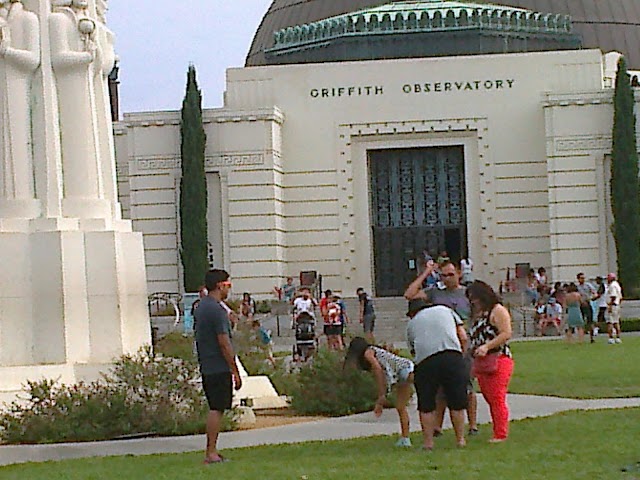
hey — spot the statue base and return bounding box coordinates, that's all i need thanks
[0,219,151,404]
[0,199,41,219]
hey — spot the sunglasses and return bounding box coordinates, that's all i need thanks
[220,281,232,287]
[441,273,456,277]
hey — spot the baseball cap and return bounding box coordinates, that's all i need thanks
[607,272,617,281]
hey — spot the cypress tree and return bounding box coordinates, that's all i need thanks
[611,56,640,295]
[179,65,208,292]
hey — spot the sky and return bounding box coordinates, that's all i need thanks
[108,0,273,114]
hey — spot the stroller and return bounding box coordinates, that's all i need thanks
[293,311,317,362]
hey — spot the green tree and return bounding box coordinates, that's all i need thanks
[611,56,640,295]
[179,65,208,292]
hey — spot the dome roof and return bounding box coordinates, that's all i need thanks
[247,0,640,67]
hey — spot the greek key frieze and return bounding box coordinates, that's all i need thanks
[135,158,180,171]
[555,138,610,152]
[205,153,265,168]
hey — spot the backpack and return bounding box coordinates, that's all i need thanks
[296,320,315,341]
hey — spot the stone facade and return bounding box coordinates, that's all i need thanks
[115,48,631,297]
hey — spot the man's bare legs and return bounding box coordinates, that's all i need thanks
[434,392,476,435]
[422,409,466,449]
[450,409,467,447]
[433,394,447,435]
[205,410,223,461]
[420,411,437,450]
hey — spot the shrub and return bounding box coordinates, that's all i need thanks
[622,318,640,332]
[256,300,273,314]
[225,298,241,313]
[0,348,237,444]
[594,318,640,333]
[155,332,196,363]
[290,349,377,416]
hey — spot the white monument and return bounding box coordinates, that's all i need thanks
[0,0,151,403]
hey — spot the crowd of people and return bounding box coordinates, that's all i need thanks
[192,259,624,463]
[528,270,624,344]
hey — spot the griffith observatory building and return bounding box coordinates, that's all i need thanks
[113,0,640,298]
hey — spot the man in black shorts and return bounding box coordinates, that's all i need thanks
[195,269,242,464]
[407,299,469,450]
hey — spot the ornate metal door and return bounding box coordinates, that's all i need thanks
[369,147,467,297]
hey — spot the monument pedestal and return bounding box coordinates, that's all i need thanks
[0,221,151,403]
[0,0,151,406]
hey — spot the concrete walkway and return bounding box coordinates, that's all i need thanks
[1,394,639,467]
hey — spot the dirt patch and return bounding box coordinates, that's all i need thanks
[238,414,325,430]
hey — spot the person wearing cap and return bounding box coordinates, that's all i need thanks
[606,273,623,344]
[406,298,469,450]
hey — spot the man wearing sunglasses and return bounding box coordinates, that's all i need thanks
[405,259,478,437]
[195,269,242,464]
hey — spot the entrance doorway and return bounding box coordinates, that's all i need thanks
[369,146,467,297]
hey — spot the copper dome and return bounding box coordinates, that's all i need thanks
[246,0,640,67]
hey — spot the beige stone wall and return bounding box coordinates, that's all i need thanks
[115,48,625,297]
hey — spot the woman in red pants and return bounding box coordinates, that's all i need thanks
[466,281,514,443]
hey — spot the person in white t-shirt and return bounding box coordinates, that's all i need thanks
[540,297,563,336]
[460,255,474,286]
[293,287,317,321]
[606,273,623,344]
[534,267,548,287]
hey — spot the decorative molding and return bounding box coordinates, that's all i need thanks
[206,153,264,169]
[135,158,180,172]
[121,107,285,128]
[116,163,129,177]
[554,136,611,153]
[268,3,573,54]
[128,150,281,174]
[543,91,613,108]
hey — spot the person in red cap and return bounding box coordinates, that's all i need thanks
[606,273,623,344]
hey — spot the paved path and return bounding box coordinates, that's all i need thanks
[1,394,639,467]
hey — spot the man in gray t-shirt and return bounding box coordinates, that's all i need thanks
[194,269,242,464]
[195,297,233,375]
[406,299,469,450]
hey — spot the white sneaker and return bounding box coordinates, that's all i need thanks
[608,338,615,344]
[395,437,412,447]
[615,338,622,344]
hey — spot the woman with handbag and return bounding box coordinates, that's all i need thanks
[467,281,514,443]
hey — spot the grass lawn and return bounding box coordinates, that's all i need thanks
[1,408,639,479]
[509,336,640,399]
